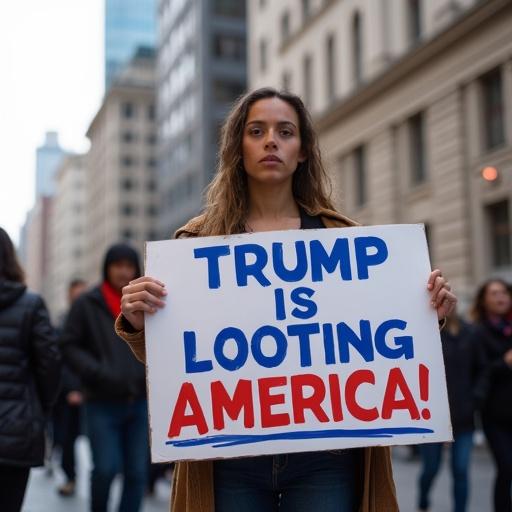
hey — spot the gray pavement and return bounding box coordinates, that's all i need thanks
[22,437,170,512]
[22,437,496,511]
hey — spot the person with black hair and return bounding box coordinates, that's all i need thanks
[471,279,512,512]
[0,227,61,512]
[60,244,148,512]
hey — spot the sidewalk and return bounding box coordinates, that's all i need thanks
[22,437,170,512]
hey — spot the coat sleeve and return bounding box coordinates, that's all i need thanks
[31,296,61,412]
[115,314,147,364]
[59,297,109,384]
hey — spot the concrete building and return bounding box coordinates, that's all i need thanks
[35,131,66,200]
[249,0,512,307]
[105,0,157,90]
[156,0,247,236]
[24,197,52,296]
[85,48,158,284]
[46,154,87,322]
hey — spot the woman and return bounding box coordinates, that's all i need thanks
[471,279,512,512]
[0,227,61,511]
[116,88,457,512]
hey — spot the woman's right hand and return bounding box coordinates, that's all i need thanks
[121,276,167,331]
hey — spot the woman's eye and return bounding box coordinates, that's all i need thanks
[250,128,262,136]
[280,130,293,137]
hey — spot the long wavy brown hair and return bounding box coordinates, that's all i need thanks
[196,87,335,236]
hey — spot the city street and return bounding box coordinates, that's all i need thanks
[22,438,495,512]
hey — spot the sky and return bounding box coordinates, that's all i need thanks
[0,1,104,244]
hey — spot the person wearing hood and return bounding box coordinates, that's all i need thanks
[60,244,148,512]
[0,227,61,512]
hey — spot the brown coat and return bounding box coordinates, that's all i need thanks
[115,208,400,512]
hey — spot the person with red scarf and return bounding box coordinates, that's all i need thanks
[60,244,148,512]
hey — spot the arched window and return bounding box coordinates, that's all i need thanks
[352,11,363,86]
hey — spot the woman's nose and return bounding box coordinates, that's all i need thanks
[264,130,277,149]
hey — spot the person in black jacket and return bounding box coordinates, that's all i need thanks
[471,279,512,512]
[0,227,61,512]
[60,244,148,512]
[52,278,87,497]
[416,312,479,512]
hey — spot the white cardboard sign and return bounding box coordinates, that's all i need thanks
[144,224,452,462]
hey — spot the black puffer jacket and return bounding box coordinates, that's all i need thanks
[60,286,146,401]
[440,320,480,435]
[0,280,61,467]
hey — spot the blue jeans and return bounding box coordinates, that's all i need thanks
[214,449,361,512]
[418,431,473,512]
[86,399,149,512]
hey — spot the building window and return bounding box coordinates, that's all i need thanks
[326,34,336,103]
[147,230,159,241]
[121,156,134,167]
[121,102,134,118]
[303,55,312,108]
[121,178,134,190]
[407,0,422,45]
[259,0,266,8]
[122,228,133,241]
[354,145,366,207]
[147,133,157,145]
[213,34,246,61]
[121,204,135,216]
[213,80,245,103]
[487,200,511,268]
[352,11,363,86]
[259,39,268,73]
[146,205,158,217]
[302,0,311,23]
[409,111,427,185]
[147,158,157,168]
[147,179,157,192]
[121,131,135,143]
[148,104,156,120]
[281,11,290,44]
[214,0,245,18]
[481,68,505,151]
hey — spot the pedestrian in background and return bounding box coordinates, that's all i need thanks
[471,279,512,512]
[0,227,61,512]
[53,278,87,497]
[60,244,148,512]
[417,311,479,512]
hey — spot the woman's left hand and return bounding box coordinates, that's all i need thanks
[427,269,457,320]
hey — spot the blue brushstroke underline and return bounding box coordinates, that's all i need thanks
[166,427,434,448]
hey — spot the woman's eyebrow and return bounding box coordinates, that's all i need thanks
[246,120,297,128]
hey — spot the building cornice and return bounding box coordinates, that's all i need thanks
[315,0,512,133]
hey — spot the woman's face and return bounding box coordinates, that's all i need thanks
[242,97,306,187]
[483,281,512,316]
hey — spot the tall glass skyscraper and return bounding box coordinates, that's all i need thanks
[105,0,157,90]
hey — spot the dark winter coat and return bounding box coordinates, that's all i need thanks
[440,320,480,434]
[60,285,146,402]
[473,320,512,426]
[0,280,61,467]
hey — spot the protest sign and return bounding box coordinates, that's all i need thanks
[144,224,452,462]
